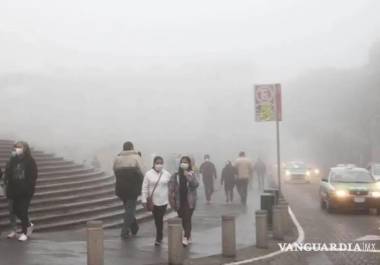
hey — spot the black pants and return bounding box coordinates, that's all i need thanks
[13,197,32,234]
[236,179,248,205]
[224,184,234,202]
[153,205,167,242]
[203,177,214,202]
[177,204,194,239]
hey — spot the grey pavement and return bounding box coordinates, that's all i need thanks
[0,178,262,265]
[246,177,380,265]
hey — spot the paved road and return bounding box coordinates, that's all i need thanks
[0,180,261,265]
[250,178,380,265]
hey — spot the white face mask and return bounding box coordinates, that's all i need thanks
[180,163,189,170]
[154,164,164,172]
[15,148,23,156]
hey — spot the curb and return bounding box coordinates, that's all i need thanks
[223,206,305,265]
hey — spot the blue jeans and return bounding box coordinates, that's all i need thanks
[121,199,138,237]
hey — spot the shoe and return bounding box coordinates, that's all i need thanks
[182,237,189,247]
[27,223,34,237]
[121,233,130,240]
[7,231,17,239]
[154,240,162,246]
[131,222,139,236]
[18,234,28,242]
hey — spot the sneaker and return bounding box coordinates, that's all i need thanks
[182,237,189,247]
[131,222,139,236]
[7,231,17,239]
[154,240,162,246]
[27,223,34,237]
[18,234,28,242]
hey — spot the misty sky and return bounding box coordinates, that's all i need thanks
[1,0,380,169]
[1,0,380,80]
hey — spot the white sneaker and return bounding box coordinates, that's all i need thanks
[7,231,17,239]
[182,237,189,247]
[27,223,34,237]
[18,234,28,242]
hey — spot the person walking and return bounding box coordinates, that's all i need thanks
[199,154,217,204]
[2,156,19,239]
[169,156,199,247]
[4,141,37,241]
[233,152,253,206]
[221,161,236,203]
[254,158,267,191]
[141,156,171,246]
[113,141,145,239]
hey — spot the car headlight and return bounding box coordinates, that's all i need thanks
[335,190,348,197]
[314,169,320,175]
[370,191,380,198]
[285,170,291,176]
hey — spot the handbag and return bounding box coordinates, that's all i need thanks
[146,172,163,211]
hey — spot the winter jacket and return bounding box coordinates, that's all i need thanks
[233,157,253,180]
[141,169,171,206]
[113,150,145,201]
[169,171,199,210]
[199,161,217,179]
[221,164,237,188]
[5,155,38,199]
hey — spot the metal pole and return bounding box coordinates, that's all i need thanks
[274,84,282,193]
[276,118,281,193]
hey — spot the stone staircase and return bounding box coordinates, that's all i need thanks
[0,139,153,232]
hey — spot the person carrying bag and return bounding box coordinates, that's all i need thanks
[141,156,171,246]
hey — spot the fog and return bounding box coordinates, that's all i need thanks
[0,0,380,172]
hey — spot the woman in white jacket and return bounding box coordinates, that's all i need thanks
[141,156,171,246]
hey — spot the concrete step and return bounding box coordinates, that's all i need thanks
[37,171,105,185]
[31,180,115,200]
[0,186,116,211]
[34,164,84,173]
[35,174,111,192]
[0,159,74,168]
[32,205,150,232]
[38,167,95,177]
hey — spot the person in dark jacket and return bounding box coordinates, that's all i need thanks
[4,141,37,242]
[113,141,145,239]
[221,161,237,203]
[169,156,199,247]
[199,154,217,204]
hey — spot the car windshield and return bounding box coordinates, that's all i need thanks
[373,165,380,175]
[331,170,374,183]
[288,162,307,169]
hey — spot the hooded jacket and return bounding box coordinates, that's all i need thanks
[5,145,38,199]
[113,150,145,201]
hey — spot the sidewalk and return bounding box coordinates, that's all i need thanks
[0,181,261,265]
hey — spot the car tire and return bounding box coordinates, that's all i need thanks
[325,200,334,213]
[320,198,326,209]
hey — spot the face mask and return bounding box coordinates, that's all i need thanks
[180,163,189,170]
[154,164,163,172]
[15,148,23,156]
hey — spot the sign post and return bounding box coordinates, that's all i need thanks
[255,84,282,192]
